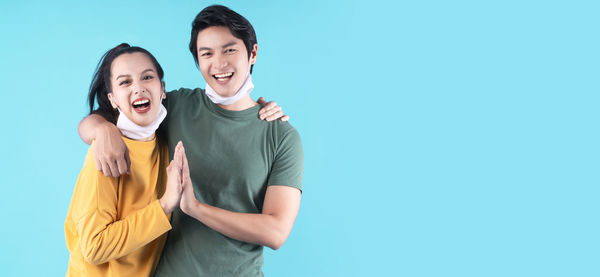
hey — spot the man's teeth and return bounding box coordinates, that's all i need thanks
[133,99,150,106]
[214,72,233,78]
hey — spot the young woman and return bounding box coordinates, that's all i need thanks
[65,43,285,276]
[64,43,182,276]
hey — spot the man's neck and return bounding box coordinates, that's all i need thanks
[217,94,257,111]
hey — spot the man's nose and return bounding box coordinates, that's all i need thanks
[216,54,229,69]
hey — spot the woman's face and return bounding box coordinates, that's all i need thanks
[108,52,164,126]
[195,26,257,97]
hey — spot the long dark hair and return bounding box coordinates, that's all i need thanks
[88,43,165,123]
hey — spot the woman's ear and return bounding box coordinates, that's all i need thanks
[162,82,166,99]
[107,93,118,109]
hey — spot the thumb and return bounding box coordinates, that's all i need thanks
[257,96,266,106]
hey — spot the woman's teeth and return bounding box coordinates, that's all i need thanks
[132,99,150,108]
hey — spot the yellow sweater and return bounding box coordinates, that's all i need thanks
[65,137,171,276]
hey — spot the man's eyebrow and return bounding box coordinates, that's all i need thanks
[198,41,238,52]
[221,41,237,48]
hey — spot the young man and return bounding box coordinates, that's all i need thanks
[78,5,303,276]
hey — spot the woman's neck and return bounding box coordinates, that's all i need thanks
[125,132,155,142]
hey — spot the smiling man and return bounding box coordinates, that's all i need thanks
[77,5,303,277]
[151,5,304,276]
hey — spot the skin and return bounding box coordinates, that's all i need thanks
[196,26,258,111]
[108,52,165,130]
[104,52,182,214]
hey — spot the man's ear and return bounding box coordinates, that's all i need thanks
[162,82,166,99]
[107,93,118,109]
[250,43,258,65]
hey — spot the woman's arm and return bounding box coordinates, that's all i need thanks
[74,146,183,265]
[257,97,289,122]
[78,200,172,265]
[176,144,301,250]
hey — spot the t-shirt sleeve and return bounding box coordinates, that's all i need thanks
[266,128,304,191]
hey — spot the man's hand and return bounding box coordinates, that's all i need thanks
[257,97,289,122]
[179,143,198,215]
[160,141,184,214]
[94,122,130,177]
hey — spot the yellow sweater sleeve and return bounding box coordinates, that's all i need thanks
[71,147,172,265]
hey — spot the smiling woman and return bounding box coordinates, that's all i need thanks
[64,43,183,276]
[107,52,167,140]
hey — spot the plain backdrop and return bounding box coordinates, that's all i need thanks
[0,0,598,276]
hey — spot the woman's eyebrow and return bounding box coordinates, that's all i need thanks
[142,69,155,74]
[116,74,130,80]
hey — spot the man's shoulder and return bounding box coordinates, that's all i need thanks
[164,87,207,111]
[166,87,204,99]
[265,120,301,146]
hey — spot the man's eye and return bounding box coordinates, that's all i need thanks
[225,49,236,54]
[200,52,211,57]
[119,80,130,86]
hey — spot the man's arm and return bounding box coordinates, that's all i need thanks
[176,144,301,250]
[78,114,130,177]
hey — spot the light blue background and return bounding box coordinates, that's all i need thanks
[0,0,598,276]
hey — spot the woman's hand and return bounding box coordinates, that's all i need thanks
[160,141,184,214]
[257,97,290,122]
[179,143,198,215]
[93,121,131,177]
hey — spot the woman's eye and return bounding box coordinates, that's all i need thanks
[200,52,211,57]
[143,75,154,80]
[119,80,130,86]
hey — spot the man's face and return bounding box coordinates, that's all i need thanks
[195,26,257,97]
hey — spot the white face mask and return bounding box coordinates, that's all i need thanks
[116,103,167,140]
[204,59,254,105]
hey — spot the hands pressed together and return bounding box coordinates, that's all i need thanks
[159,141,197,215]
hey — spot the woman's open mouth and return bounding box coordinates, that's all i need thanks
[131,97,151,113]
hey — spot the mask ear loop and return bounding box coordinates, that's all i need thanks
[237,57,253,90]
[107,93,121,111]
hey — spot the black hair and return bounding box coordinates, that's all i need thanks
[88,43,164,123]
[189,5,257,73]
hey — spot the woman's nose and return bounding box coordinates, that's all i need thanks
[131,82,145,94]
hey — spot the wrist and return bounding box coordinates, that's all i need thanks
[159,198,172,214]
[182,197,199,215]
[95,121,115,139]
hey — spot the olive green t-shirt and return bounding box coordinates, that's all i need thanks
[154,88,303,277]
